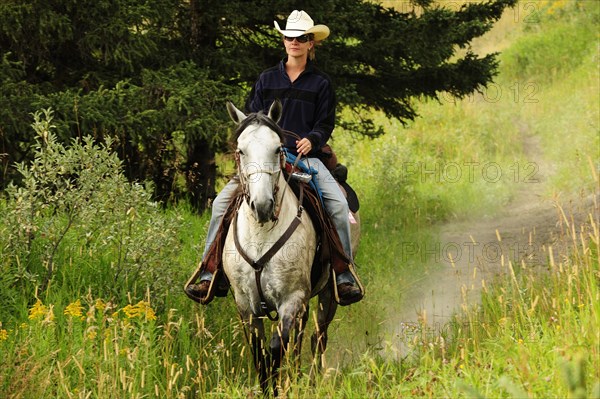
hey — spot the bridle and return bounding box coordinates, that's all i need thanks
[235,146,286,222]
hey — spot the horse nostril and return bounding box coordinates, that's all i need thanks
[250,198,275,223]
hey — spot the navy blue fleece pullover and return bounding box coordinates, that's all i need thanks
[245,58,336,155]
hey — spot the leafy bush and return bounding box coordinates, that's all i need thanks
[0,109,183,319]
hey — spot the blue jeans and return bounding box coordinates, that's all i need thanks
[200,158,355,285]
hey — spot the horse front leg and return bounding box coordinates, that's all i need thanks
[269,299,307,395]
[243,313,268,393]
[295,304,309,359]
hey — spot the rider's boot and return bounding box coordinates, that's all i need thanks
[184,178,240,305]
[333,260,364,306]
[184,270,213,303]
[184,258,229,305]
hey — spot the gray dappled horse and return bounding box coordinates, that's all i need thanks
[223,100,359,395]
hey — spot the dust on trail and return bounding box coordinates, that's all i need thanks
[384,132,598,355]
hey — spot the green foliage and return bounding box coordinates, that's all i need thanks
[501,0,598,83]
[319,0,517,131]
[498,0,599,193]
[0,109,182,319]
[39,61,240,206]
[561,355,589,399]
[0,0,518,209]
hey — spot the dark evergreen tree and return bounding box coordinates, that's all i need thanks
[0,0,517,210]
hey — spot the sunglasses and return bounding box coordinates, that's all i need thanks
[284,34,311,43]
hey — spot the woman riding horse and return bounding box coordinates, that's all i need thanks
[185,10,364,305]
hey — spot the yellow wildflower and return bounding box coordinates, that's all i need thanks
[121,304,136,318]
[547,0,568,15]
[94,299,107,313]
[139,301,157,321]
[86,329,98,340]
[28,299,48,321]
[121,301,157,321]
[64,299,84,320]
[0,329,8,341]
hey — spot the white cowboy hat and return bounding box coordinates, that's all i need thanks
[274,10,330,42]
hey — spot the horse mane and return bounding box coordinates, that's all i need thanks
[233,111,284,142]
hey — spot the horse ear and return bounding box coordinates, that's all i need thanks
[226,102,247,124]
[268,99,282,124]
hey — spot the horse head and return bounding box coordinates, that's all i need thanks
[227,101,284,224]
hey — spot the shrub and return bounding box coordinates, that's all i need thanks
[0,109,183,319]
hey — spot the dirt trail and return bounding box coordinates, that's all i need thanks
[385,130,598,355]
[375,6,600,358]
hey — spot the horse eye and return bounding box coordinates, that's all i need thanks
[237,149,244,156]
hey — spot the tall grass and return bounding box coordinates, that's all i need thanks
[1,177,587,396]
[1,198,597,397]
[443,201,599,397]
[1,1,599,397]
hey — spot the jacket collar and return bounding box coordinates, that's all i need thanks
[279,57,315,77]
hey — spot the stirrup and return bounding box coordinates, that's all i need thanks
[184,267,228,305]
[184,280,209,304]
[332,264,365,306]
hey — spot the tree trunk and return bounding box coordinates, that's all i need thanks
[186,139,216,212]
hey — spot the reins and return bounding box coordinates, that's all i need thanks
[273,149,301,220]
[274,129,313,220]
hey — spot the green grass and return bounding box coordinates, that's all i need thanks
[498,0,599,193]
[1,1,599,397]
[447,210,600,398]
[2,212,598,397]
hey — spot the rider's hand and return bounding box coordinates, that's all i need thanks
[296,138,312,156]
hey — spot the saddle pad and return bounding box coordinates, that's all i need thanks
[340,181,360,213]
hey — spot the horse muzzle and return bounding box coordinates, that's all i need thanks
[250,198,275,224]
